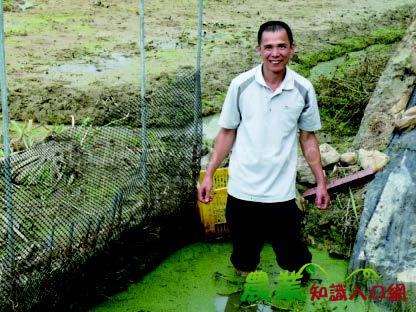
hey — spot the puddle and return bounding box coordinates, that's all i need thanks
[98,53,134,70]
[47,53,138,88]
[48,53,135,75]
[48,63,98,75]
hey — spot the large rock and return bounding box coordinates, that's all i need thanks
[349,110,416,311]
[353,19,416,150]
[358,149,389,172]
[319,143,340,167]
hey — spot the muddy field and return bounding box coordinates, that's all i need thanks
[3,0,416,124]
[1,1,415,311]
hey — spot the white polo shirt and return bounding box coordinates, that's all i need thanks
[218,64,321,203]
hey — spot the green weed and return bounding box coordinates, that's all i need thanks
[75,117,95,146]
[10,119,36,150]
[315,52,391,138]
[3,0,12,11]
[291,27,405,77]
[303,187,365,258]
[349,188,359,224]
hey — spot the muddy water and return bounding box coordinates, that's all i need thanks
[90,242,380,312]
[46,53,138,88]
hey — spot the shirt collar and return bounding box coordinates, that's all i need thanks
[255,63,295,92]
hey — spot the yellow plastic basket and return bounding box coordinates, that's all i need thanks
[198,167,228,189]
[197,168,229,238]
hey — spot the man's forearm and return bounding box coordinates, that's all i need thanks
[205,128,236,177]
[299,131,326,186]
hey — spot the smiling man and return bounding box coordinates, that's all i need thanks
[198,21,329,280]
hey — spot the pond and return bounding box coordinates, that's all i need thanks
[90,242,380,312]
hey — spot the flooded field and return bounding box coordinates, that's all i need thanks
[90,242,379,312]
[2,1,415,311]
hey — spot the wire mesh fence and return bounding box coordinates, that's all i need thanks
[0,66,202,311]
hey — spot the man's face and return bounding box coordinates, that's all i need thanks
[257,30,294,76]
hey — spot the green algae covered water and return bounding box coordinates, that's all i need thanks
[90,243,381,312]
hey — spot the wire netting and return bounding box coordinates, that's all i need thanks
[0,66,202,310]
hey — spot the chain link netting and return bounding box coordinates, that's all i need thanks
[0,67,202,311]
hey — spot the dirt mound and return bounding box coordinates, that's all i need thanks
[3,1,415,125]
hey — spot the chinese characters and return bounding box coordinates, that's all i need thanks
[240,270,406,304]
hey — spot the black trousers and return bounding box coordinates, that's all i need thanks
[225,194,312,272]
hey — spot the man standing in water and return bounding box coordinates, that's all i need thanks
[198,21,329,279]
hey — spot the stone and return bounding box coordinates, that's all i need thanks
[340,152,357,165]
[390,89,412,115]
[358,149,389,172]
[320,143,340,167]
[296,155,316,184]
[395,106,416,131]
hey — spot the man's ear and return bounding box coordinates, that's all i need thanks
[290,42,296,58]
[256,45,261,54]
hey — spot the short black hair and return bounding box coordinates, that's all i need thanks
[257,21,294,46]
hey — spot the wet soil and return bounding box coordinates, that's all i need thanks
[3,0,416,125]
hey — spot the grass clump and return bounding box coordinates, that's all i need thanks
[315,49,392,138]
[3,0,13,12]
[302,187,366,258]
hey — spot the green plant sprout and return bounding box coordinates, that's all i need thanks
[349,188,359,223]
[10,119,36,150]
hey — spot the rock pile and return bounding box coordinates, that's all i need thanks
[296,144,389,185]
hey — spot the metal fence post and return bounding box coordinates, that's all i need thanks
[192,0,204,181]
[0,0,15,281]
[138,0,149,205]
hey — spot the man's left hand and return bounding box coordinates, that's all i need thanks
[315,185,329,209]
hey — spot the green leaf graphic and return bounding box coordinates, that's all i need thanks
[306,265,315,274]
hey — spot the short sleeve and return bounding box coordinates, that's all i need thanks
[218,79,241,129]
[298,84,321,132]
